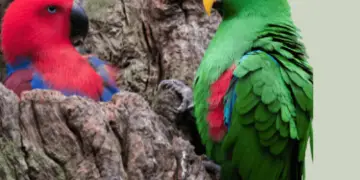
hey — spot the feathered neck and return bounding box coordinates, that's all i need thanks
[196,0,294,83]
[32,43,84,73]
[222,0,291,19]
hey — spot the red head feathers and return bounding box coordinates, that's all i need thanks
[1,0,105,100]
[1,0,88,63]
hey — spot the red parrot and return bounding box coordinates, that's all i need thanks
[1,0,119,101]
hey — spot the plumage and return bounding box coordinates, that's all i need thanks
[4,55,119,101]
[193,0,314,179]
[207,64,236,141]
[1,0,119,101]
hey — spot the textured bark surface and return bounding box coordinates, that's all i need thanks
[0,0,222,179]
[81,0,221,100]
[0,84,219,180]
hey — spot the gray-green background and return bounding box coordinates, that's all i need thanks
[290,0,359,179]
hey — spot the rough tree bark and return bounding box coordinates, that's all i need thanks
[81,0,221,100]
[0,84,219,180]
[0,0,222,179]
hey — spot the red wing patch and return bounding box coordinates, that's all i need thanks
[4,69,33,97]
[207,64,236,142]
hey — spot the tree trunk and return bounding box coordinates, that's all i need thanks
[0,0,222,179]
[81,0,221,100]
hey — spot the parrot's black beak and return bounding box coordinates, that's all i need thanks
[70,2,89,45]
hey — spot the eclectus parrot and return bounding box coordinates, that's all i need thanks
[195,0,314,179]
[160,0,314,179]
[1,0,119,101]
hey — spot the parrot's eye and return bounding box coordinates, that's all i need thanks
[47,6,57,14]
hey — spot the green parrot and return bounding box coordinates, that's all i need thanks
[191,0,314,179]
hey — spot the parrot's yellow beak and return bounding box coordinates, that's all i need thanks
[203,0,215,16]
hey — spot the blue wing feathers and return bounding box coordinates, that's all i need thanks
[87,56,120,101]
[100,88,114,102]
[6,57,51,90]
[31,72,50,90]
[5,56,120,102]
[5,58,53,96]
[6,57,32,76]
[87,56,105,67]
[224,77,238,128]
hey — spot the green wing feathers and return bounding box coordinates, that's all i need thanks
[221,49,312,179]
[254,23,314,162]
[222,24,313,180]
[193,22,313,180]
